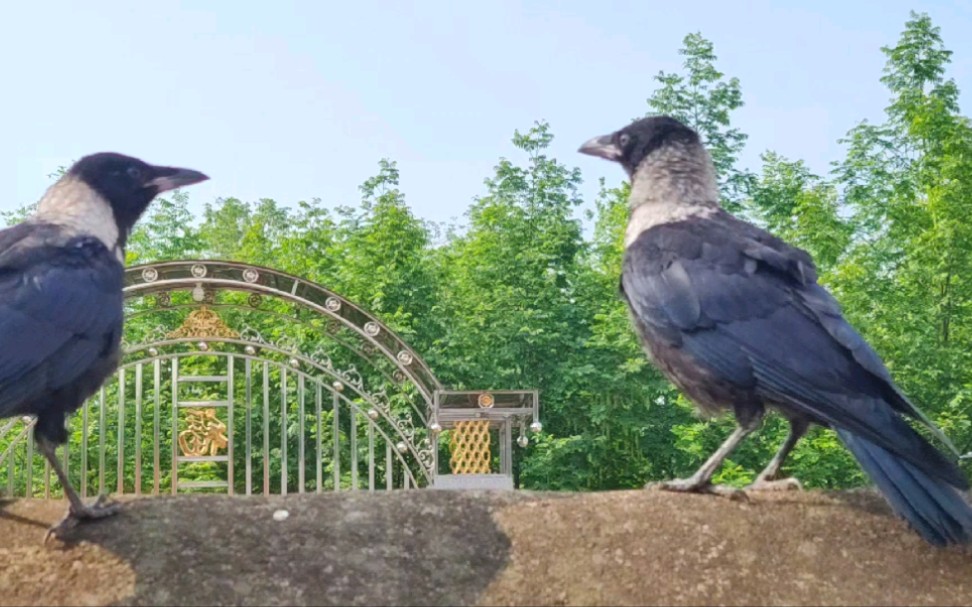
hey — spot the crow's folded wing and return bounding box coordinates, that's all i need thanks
[621,213,965,488]
[0,223,123,415]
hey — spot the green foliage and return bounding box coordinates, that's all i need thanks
[647,33,751,213]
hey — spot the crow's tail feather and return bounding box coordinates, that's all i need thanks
[837,428,972,546]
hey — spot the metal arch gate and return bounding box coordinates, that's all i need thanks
[0,260,445,498]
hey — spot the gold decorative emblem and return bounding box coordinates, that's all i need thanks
[477,392,494,408]
[166,307,240,339]
[178,408,229,457]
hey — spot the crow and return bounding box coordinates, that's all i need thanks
[579,115,972,546]
[0,153,208,539]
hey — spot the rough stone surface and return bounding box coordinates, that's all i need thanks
[1,489,972,606]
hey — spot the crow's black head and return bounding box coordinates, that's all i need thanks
[578,116,700,175]
[69,152,209,231]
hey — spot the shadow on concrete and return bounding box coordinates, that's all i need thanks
[63,491,527,607]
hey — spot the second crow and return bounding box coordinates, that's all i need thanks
[579,115,972,546]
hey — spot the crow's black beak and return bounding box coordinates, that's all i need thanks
[148,166,210,193]
[578,134,622,161]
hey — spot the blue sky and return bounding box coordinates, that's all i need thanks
[1,0,970,230]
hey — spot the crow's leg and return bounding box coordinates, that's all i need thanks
[646,410,763,501]
[746,418,809,492]
[36,435,121,542]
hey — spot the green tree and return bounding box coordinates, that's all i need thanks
[830,11,972,463]
[647,33,751,213]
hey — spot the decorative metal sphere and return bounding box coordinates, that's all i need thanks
[429,422,443,434]
[517,435,529,448]
[367,409,380,420]
[289,358,300,368]
[192,284,205,302]
[396,442,408,454]
[332,381,344,392]
[147,347,159,357]
[197,341,209,351]
[244,345,256,355]
[530,421,543,433]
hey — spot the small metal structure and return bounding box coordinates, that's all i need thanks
[431,390,540,490]
[0,260,540,498]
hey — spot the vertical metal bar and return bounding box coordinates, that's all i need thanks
[81,394,89,499]
[227,355,235,496]
[25,430,33,498]
[171,358,179,495]
[6,446,13,496]
[350,410,358,490]
[503,422,512,476]
[134,363,143,495]
[153,359,161,495]
[62,429,69,497]
[117,367,125,494]
[280,368,288,496]
[315,383,322,494]
[386,441,393,490]
[368,421,375,491]
[332,392,340,491]
[262,361,269,496]
[298,375,305,493]
[245,357,252,496]
[98,386,106,496]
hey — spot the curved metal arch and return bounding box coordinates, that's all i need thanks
[120,303,418,422]
[120,339,435,479]
[124,260,443,408]
[115,350,429,488]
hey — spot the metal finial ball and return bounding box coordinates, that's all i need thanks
[396,442,408,454]
[244,345,256,355]
[517,435,529,448]
[367,409,380,420]
[429,423,443,434]
[530,421,543,433]
[147,347,159,357]
[197,342,209,351]
[332,381,344,392]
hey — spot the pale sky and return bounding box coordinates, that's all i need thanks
[1,0,969,230]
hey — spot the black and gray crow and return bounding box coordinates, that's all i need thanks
[0,153,207,539]
[579,115,972,546]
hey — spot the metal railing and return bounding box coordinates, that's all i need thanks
[0,347,432,498]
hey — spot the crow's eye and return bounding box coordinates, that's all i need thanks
[127,166,142,180]
[618,133,631,147]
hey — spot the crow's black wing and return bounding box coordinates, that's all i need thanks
[621,211,965,489]
[0,223,123,416]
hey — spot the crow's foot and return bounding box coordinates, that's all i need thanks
[44,494,121,543]
[745,477,803,492]
[645,478,748,501]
